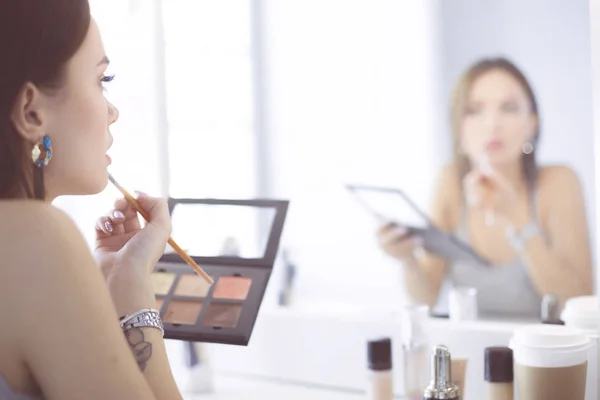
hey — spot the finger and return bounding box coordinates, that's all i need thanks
[463,170,483,188]
[412,239,427,259]
[378,221,399,234]
[113,197,142,232]
[102,209,126,235]
[95,216,114,237]
[122,203,143,232]
[113,197,129,212]
[465,182,484,207]
[477,153,493,176]
[381,225,412,245]
[487,170,514,194]
[95,231,136,252]
[134,193,172,239]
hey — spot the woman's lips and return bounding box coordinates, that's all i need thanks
[486,140,503,151]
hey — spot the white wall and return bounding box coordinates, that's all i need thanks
[439,0,596,264]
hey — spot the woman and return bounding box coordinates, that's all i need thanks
[0,1,183,399]
[378,57,593,317]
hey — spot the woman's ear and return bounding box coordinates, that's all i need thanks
[10,82,47,144]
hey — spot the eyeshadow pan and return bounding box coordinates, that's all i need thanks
[174,274,211,297]
[150,272,176,295]
[163,300,203,325]
[213,276,252,300]
[203,303,243,328]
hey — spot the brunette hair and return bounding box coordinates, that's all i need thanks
[450,57,540,191]
[0,0,91,199]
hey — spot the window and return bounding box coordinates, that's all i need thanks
[58,1,442,310]
[162,0,258,199]
[56,0,258,249]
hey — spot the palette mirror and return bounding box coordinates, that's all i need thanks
[167,202,277,259]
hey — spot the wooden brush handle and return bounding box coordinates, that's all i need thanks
[116,186,214,285]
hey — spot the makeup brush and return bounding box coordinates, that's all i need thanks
[478,153,495,226]
[107,173,214,285]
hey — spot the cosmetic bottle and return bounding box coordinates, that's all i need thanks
[367,337,394,400]
[484,347,513,400]
[183,342,214,394]
[278,249,297,307]
[541,294,564,325]
[401,304,430,400]
[423,345,460,400]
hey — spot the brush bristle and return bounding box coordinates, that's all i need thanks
[107,173,121,190]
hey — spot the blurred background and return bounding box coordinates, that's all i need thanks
[53,0,597,398]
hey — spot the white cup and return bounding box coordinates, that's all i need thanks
[509,324,591,400]
[561,295,599,400]
[449,287,478,322]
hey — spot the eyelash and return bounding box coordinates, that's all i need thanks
[101,74,115,91]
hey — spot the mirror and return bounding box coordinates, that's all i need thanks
[168,203,277,259]
[89,0,596,323]
[253,0,596,321]
[408,0,596,318]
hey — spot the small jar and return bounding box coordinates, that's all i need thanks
[484,347,514,400]
[367,338,393,400]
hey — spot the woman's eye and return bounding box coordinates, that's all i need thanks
[101,74,115,91]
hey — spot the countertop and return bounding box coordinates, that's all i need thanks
[182,374,402,400]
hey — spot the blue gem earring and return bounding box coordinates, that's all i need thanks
[31,135,52,168]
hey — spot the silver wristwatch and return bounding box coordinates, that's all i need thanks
[120,309,164,337]
[505,222,540,254]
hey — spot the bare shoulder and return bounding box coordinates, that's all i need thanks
[537,165,583,195]
[0,201,87,262]
[536,165,585,215]
[0,200,93,299]
[0,200,77,228]
[0,201,160,399]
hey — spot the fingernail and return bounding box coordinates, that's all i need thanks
[134,190,148,196]
[113,210,125,219]
[104,221,113,232]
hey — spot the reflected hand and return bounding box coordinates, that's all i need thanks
[463,167,516,222]
[376,222,422,261]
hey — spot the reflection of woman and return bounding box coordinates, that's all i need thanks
[378,58,593,317]
[0,2,182,399]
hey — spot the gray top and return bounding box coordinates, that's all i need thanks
[448,191,542,318]
[0,376,40,400]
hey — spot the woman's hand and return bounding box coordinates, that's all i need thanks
[376,222,422,262]
[463,168,516,222]
[94,193,172,316]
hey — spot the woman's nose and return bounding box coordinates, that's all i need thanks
[108,101,119,125]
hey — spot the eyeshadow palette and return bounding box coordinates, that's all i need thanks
[153,198,289,346]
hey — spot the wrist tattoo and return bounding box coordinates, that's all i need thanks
[124,328,152,371]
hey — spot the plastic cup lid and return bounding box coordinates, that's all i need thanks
[511,324,589,349]
[561,295,598,322]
